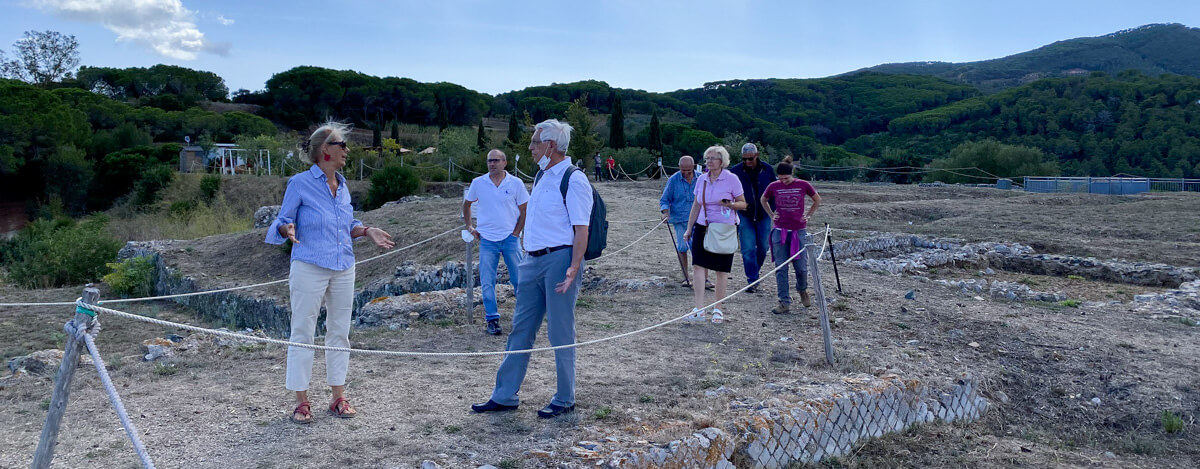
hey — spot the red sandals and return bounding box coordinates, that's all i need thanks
[290,401,313,424]
[328,396,357,419]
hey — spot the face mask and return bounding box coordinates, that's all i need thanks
[536,147,552,170]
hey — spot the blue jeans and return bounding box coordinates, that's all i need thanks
[737,214,772,283]
[671,222,689,253]
[490,248,582,407]
[479,235,524,321]
[770,229,809,304]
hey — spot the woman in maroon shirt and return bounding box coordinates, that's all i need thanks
[760,157,821,314]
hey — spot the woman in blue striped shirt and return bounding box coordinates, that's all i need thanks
[265,122,395,424]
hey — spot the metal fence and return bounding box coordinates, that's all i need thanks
[1023,177,1200,195]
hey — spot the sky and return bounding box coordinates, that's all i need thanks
[6,0,1200,96]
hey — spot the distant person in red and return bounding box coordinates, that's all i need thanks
[605,155,616,181]
[760,156,821,314]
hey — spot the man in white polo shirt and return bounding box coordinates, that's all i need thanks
[472,119,592,419]
[463,149,530,335]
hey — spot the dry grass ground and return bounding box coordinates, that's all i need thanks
[1,178,1198,468]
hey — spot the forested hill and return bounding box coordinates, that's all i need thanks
[844,71,1200,178]
[854,23,1200,93]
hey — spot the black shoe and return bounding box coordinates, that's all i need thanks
[746,284,758,294]
[486,318,502,336]
[471,400,518,413]
[537,403,575,419]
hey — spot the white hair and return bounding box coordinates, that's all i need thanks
[304,122,352,164]
[533,119,573,153]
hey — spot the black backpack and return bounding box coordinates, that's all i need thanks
[534,164,608,260]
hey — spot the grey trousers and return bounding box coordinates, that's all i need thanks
[489,247,582,407]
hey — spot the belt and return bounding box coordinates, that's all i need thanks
[528,244,571,257]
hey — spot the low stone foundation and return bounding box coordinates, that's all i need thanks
[598,375,989,468]
[824,232,1197,287]
[934,278,1066,302]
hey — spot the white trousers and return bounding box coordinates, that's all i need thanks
[285,260,355,391]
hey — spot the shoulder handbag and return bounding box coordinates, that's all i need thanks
[701,178,739,255]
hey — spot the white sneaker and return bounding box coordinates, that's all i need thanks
[711,308,725,324]
[684,307,706,322]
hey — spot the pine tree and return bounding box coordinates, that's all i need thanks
[565,94,600,160]
[507,109,520,143]
[647,110,663,156]
[608,92,626,149]
[477,118,489,150]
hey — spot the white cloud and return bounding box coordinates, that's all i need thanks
[29,0,228,60]
[217,15,234,26]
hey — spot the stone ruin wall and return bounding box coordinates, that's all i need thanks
[823,232,1197,288]
[597,376,988,469]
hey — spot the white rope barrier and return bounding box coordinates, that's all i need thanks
[0,226,463,308]
[592,219,666,261]
[452,161,486,175]
[80,331,157,468]
[76,237,821,358]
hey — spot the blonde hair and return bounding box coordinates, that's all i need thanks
[303,122,352,165]
[703,145,730,169]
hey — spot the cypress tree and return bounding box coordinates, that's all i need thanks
[372,126,382,148]
[647,110,663,156]
[436,97,448,131]
[477,118,489,150]
[390,120,400,142]
[507,110,521,143]
[608,93,626,149]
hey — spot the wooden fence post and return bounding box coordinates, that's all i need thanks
[32,286,100,469]
[806,236,835,367]
[465,234,475,324]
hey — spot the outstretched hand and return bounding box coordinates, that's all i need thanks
[280,223,299,244]
[555,265,579,293]
[366,228,395,249]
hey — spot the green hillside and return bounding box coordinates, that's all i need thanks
[846,71,1200,178]
[856,23,1200,92]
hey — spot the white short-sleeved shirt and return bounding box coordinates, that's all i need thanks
[525,160,593,252]
[465,172,530,242]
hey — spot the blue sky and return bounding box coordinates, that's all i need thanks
[6,0,1199,95]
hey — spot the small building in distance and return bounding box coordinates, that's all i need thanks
[179,145,206,172]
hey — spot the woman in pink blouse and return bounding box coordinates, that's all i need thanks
[683,145,748,324]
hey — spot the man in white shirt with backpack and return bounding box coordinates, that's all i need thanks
[472,119,594,419]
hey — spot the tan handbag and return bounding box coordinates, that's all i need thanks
[701,179,738,254]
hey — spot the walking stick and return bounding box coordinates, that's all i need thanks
[664,220,690,284]
[826,223,843,294]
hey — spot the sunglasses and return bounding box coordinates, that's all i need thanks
[487,159,504,163]
[742,157,757,161]
[326,141,347,149]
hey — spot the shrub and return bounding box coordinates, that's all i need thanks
[199,174,221,201]
[103,256,156,298]
[1162,410,1184,433]
[134,164,175,206]
[413,165,449,182]
[3,216,123,289]
[610,147,656,180]
[367,164,422,209]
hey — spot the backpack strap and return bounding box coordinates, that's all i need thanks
[557,164,580,202]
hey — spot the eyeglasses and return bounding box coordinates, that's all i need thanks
[326,141,347,149]
[487,159,504,163]
[742,157,756,161]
